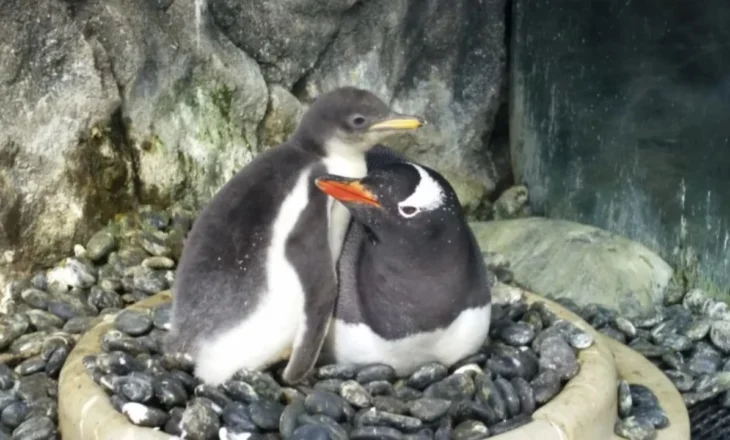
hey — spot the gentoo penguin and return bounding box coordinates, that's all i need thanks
[314,146,492,376]
[166,89,425,385]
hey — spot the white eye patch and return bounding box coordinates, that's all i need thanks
[397,164,445,218]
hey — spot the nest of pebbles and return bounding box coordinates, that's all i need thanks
[76,293,598,439]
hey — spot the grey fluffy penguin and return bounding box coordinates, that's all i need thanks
[314,146,492,375]
[166,89,425,385]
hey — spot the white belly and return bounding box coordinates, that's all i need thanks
[322,152,367,268]
[194,169,312,385]
[326,305,492,376]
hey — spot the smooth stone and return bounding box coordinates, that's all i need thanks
[685,318,712,341]
[0,364,16,389]
[424,374,475,401]
[114,310,153,336]
[88,287,123,311]
[118,373,154,403]
[86,230,117,261]
[121,402,168,428]
[14,357,45,377]
[657,333,692,352]
[16,374,52,401]
[614,317,637,338]
[318,364,357,380]
[179,400,219,437]
[46,258,97,289]
[614,416,656,440]
[0,315,30,350]
[498,322,536,346]
[10,332,49,358]
[222,380,259,403]
[364,381,394,396]
[231,370,283,402]
[372,396,407,415]
[62,316,99,334]
[629,384,659,408]
[618,380,633,417]
[153,375,188,408]
[407,363,449,390]
[142,256,175,270]
[494,376,521,417]
[291,424,332,440]
[294,414,347,440]
[407,398,451,422]
[469,219,672,312]
[357,365,396,384]
[350,426,404,440]
[473,375,507,421]
[47,297,89,321]
[530,370,561,404]
[688,349,723,375]
[1,401,29,429]
[537,335,579,380]
[249,400,285,430]
[628,338,666,358]
[25,311,63,331]
[358,408,422,432]
[10,416,56,440]
[710,320,730,353]
[314,379,343,394]
[452,420,488,440]
[194,384,233,410]
[510,377,535,415]
[221,402,258,433]
[304,390,349,422]
[19,289,49,310]
[631,406,669,429]
[663,370,694,392]
[340,380,372,408]
[152,303,172,330]
[279,399,306,437]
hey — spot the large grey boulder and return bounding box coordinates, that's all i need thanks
[470,217,674,313]
[210,0,510,211]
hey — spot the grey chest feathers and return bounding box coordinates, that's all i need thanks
[314,146,493,376]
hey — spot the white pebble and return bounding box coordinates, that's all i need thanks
[122,402,149,425]
[74,244,87,257]
[219,428,252,440]
[454,363,483,376]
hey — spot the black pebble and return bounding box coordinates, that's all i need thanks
[114,310,153,336]
[356,365,396,383]
[1,400,29,429]
[304,390,349,422]
[249,400,285,430]
[291,424,333,440]
[10,416,56,440]
[221,402,259,432]
[153,375,188,408]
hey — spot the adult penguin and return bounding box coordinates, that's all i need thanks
[315,146,492,375]
[166,89,425,385]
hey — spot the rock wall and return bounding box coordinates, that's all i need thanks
[0,0,510,286]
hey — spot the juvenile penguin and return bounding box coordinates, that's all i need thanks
[315,146,492,375]
[166,89,425,385]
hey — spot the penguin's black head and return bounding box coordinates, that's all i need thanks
[294,86,425,154]
[315,161,462,238]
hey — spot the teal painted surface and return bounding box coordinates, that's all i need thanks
[510,0,730,292]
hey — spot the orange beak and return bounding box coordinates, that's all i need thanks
[315,177,381,207]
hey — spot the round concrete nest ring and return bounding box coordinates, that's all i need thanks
[57,289,688,440]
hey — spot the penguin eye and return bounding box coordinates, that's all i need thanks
[350,115,367,127]
[398,205,419,217]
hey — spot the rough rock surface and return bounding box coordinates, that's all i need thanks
[470,217,674,313]
[0,0,509,295]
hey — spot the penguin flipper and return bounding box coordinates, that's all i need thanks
[281,284,337,384]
